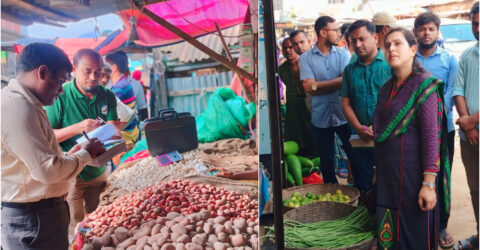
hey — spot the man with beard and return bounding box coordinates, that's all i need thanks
[45,49,121,228]
[413,12,459,248]
[299,16,354,184]
[279,37,314,156]
[340,20,391,192]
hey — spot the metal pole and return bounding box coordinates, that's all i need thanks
[262,0,285,249]
[215,22,254,104]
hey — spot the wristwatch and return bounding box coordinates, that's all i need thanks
[312,82,317,91]
[422,181,436,189]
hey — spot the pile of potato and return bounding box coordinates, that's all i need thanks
[84,210,258,250]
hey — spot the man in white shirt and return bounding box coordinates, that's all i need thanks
[1,43,105,250]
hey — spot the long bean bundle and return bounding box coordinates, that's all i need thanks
[265,206,375,248]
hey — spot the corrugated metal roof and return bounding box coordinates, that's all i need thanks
[157,25,241,63]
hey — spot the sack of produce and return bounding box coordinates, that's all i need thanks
[196,87,256,143]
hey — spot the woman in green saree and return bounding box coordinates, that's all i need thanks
[373,28,450,249]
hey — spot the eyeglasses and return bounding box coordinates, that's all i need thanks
[322,29,340,34]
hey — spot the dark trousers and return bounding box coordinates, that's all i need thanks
[439,130,455,230]
[460,139,479,233]
[351,147,375,192]
[1,200,70,250]
[312,123,354,184]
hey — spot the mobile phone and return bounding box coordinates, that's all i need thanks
[166,151,182,162]
[156,154,173,166]
[155,151,183,166]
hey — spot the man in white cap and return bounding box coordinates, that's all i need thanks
[372,11,398,51]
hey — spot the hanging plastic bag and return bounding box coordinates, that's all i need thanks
[196,87,256,143]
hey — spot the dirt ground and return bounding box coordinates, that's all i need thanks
[444,134,478,248]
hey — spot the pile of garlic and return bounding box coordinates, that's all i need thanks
[109,150,205,192]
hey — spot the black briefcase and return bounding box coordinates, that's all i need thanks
[144,108,198,156]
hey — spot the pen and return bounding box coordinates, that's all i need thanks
[96,117,106,125]
[82,131,90,140]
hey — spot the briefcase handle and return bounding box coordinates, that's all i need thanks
[158,108,177,120]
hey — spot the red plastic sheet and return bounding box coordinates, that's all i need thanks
[54,37,106,60]
[13,37,106,60]
[123,149,150,164]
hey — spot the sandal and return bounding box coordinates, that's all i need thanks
[336,168,348,179]
[453,235,479,250]
[438,229,454,249]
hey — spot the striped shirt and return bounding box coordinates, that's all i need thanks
[111,75,139,144]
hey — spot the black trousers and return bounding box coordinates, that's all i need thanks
[312,123,354,184]
[1,200,70,250]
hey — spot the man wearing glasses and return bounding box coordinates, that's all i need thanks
[299,16,354,184]
[1,43,106,249]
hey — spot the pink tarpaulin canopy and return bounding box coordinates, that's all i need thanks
[97,0,249,54]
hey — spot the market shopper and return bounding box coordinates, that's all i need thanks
[413,12,459,248]
[452,2,479,249]
[340,22,354,55]
[279,37,314,156]
[290,30,312,55]
[113,51,149,122]
[372,12,398,51]
[340,20,391,192]
[132,70,148,97]
[105,52,140,149]
[45,48,121,229]
[373,27,449,249]
[100,65,113,88]
[299,16,354,184]
[1,43,105,250]
[290,30,314,112]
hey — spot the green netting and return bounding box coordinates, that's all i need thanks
[119,138,148,165]
[196,87,256,143]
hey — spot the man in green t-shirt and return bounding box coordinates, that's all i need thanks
[45,49,120,227]
[340,20,391,192]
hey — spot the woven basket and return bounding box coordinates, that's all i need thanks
[282,184,360,213]
[283,202,374,250]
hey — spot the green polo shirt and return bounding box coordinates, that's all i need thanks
[340,50,392,126]
[45,79,118,181]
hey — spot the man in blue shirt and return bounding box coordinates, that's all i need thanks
[413,12,459,248]
[299,16,353,184]
[340,20,391,192]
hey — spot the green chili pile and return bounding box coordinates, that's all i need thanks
[265,206,375,248]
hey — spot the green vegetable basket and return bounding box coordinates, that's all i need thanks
[283,202,375,250]
[282,184,360,213]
